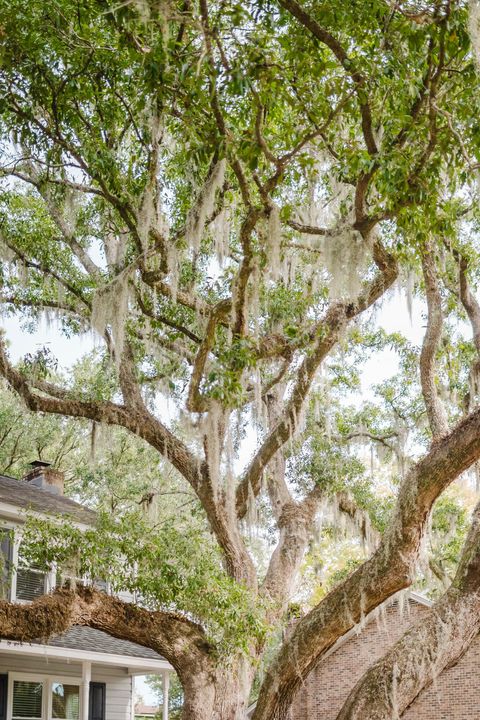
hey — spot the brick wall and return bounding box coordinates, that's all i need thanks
[289,599,480,719]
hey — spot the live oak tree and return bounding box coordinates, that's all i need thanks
[2,0,480,718]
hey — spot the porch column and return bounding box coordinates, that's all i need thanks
[81,661,91,720]
[162,671,169,720]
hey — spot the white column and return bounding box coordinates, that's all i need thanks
[162,672,170,720]
[81,661,92,720]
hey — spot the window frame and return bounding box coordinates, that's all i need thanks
[1,524,110,604]
[7,673,83,720]
[0,522,17,602]
[12,529,57,604]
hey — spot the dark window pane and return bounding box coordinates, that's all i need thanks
[12,681,43,719]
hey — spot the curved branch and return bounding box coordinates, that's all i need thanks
[458,254,480,355]
[9,161,102,279]
[336,500,480,720]
[0,585,214,690]
[0,233,91,310]
[236,238,398,519]
[187,300,230,413]
[0,340,202,491]
[252,404,480,720]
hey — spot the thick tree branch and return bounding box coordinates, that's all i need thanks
[0,586,214,705]
[336,499,480,720]
[0,340,202,491]
[236,238,398,519]
[259,387,311,607]
[420,241,449,439]
[252,404,480,720]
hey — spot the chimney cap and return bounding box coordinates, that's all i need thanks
[28,460,53,469]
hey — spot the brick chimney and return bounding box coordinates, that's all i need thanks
[22,460,64,495]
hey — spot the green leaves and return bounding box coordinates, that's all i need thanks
[21,510,268,655]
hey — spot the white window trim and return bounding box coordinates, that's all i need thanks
[10,529,18,602]
[8,672,82,720]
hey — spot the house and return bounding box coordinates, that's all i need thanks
[134,704,159,720]
[282,592,480,719]
[0,461,172,720]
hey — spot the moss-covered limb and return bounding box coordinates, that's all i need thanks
[0,585,255,720]
[0,585,214,676]
[0,339,202,492]
[0,339,258,587]
[335,502,480,720]
[252,405,480,720]
[420,241,449,439]
[236,238,398,521]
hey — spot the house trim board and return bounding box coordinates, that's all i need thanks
[0,641,172,672]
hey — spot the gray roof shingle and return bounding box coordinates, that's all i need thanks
[0,474,96,524]
[45,626,165,661]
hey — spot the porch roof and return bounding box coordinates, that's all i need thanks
[47,626,165,661]
[0,625,171,671]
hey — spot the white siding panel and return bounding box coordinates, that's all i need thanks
[0,655,82,676]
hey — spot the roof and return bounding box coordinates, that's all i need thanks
[46,626,165,661]
[0,474,96,524]
[134,705,160,716]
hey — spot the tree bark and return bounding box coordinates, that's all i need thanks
[420,242,449,439]
[0,585,217,716]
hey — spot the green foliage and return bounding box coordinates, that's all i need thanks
[0,0,479,686]
[146,674,184,720]
[21,511,268,655]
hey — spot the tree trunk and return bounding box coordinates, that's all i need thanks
[181,655,255,720]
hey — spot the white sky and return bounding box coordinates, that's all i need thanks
[135,676,157,707]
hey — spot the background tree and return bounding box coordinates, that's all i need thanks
[1,1,480,719]
[146,674,184,720]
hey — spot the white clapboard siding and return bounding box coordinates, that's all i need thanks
[0,655,133,720]
[93,669,132,720]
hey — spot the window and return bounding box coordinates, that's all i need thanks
[15,540,50,602]
[12,681,43,720]
[9,676,82,720]
[51,685,79,720]
[0,529,13,600]
[15,567,47,602]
